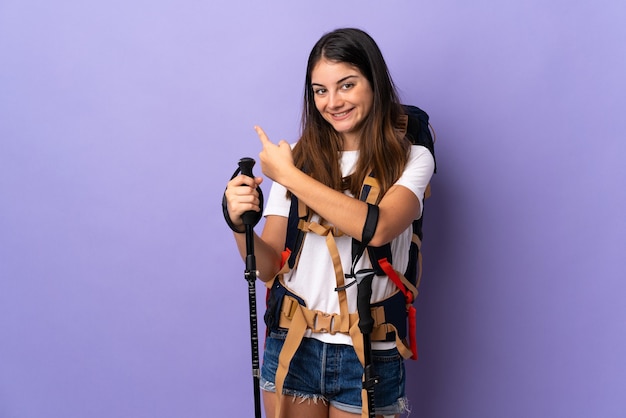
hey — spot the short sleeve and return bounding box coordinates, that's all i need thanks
[395,145,436,218]
[262,180,291,218]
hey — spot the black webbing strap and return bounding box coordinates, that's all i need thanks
[354,203,380,418]
[350,203,379,270]
[362,203,379,245]
[336,203,379,292]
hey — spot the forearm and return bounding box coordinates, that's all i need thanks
[280,168,370,241]
[232,230,283,282]
[278,167,420,247]
[255,127,423,247]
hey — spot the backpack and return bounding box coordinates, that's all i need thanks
[264,104,436,360]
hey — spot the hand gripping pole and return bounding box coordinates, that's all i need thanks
[222,158,264,233]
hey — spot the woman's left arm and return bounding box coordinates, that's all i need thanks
[255,126,432,246]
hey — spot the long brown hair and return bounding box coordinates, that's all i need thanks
[292,28,410,199]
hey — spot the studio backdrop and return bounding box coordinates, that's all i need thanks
[1,1,625,417]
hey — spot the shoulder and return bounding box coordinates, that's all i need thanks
[406,145,435,172]
[395,145,435,205]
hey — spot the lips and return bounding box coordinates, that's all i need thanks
[330,108,353,120]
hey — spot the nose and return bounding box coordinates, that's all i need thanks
[328,91,343,110]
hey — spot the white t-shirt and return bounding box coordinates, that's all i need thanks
[263,145,435,345]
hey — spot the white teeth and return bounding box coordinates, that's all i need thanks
[333,112,348,117]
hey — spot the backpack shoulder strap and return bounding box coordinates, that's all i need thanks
[285,196,309,269]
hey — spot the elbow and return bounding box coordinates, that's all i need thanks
[367,236,388,248]
[361,204,396,248]
[258,252,285,283]
[366,207,420,247]
[367,227,395,248]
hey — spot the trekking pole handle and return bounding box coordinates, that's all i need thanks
[238,157,263,227]
[222,157,263,232]
[238,157,255,178]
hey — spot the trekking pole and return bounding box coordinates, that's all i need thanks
[352,203,380,418]
[240,157,263,418]
[239,157,263,418]
[356,269,378,418]
[222,157,264,418]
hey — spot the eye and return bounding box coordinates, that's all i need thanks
[341,82,354,90]
[313,87,327,95]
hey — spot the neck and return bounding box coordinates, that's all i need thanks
[341,133,360,151]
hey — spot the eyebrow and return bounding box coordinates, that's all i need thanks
[311,74,359,87]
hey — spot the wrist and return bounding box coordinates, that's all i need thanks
[226,215,246,234]
[279,165,302,191]
[222,194,247,234]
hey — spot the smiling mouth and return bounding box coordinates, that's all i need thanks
[331,109,352,119]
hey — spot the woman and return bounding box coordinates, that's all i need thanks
[225,28,435,418]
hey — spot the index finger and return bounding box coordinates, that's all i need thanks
[254,125,272,145]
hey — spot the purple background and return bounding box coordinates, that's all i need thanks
[1,1,625,417]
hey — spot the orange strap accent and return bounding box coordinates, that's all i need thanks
[378,258,418,360]
[280,249,291,268]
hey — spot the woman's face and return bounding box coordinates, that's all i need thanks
[311,59,374,149]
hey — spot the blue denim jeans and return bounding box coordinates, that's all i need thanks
[260,330,408,415]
